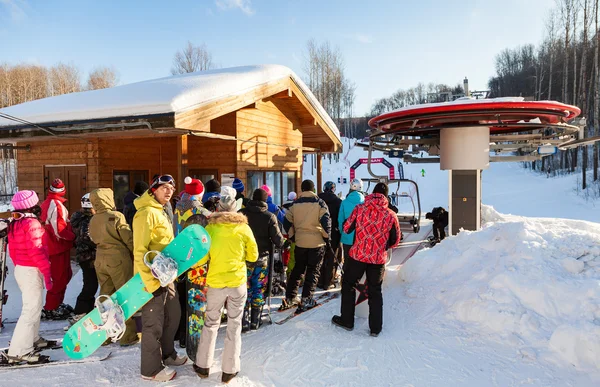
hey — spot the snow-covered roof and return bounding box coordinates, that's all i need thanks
[0,64,340,139]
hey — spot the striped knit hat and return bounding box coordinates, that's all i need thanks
[49,178,66,195]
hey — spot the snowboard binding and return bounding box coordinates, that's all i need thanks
[144,250,179,287]
[94,295,125,342]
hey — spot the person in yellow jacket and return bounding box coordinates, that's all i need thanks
[87,188,138,346]
[193,186,258,384]
[133,175,187,382]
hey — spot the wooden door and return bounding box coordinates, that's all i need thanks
[44,165,87,215]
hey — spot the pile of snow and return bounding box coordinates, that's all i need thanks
[400,205,600,371]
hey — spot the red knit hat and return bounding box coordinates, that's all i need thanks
[49,178,66,195]
[184,176,204,196]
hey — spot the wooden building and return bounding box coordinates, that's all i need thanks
[0,65,342,213]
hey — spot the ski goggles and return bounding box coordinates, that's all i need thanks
[150,174,176,191]
[10,212,37,220]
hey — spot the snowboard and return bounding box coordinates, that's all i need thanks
[185,263,208,363]
[63,224,211,360]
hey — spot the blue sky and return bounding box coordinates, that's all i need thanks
[1,0,554,115]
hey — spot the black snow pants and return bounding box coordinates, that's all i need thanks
[286,246,324,300]
[74,260,98,315]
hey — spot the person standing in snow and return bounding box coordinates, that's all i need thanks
[123,181,149,228]
[239,188,285,331]
[69,193,98,321]
[40,178,76,320]
[318,181,342,290]
[88,188,139,346]
[332,182,401,337]
[232,178,249,209]
[193,186,258,384]
[281,179,331,312]
[261,184,285,224]
[6,190,54,363]
[133,175,187,382]
[338,179,365,263]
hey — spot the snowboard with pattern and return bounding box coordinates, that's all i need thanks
[185,264,208,363]
[63,224,211,360]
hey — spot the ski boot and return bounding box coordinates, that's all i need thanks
[296,297,317,314]
[278,296,300,311]
[241,304,251,333]
[250,306,262,330]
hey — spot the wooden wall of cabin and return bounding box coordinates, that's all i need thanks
[236,100,303,194]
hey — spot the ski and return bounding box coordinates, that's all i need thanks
[0,350,112,369]
[277,291,331,313]
[275,293,339,325]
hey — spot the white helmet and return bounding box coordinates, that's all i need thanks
[350,178,363,192]
[81,193,92,209]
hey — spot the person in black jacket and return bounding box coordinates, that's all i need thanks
[69,193,98,321]
[425,206,449,242]
[239,188,285,330]
[123,181,149,228]
[317,181,342,289]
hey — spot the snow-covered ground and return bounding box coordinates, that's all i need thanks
[1,137,600,385]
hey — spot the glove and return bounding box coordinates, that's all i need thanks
[45,277,53,292]
[282,239,291,251]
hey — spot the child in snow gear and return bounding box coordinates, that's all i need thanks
[232,177,249,209]
[134,175,187,382]
[318,181,342,290]
[339,178,365,266]
[332,183,401,336]
[88,188,139,346]
[240,188,285,331]
[70,193,98,322]
[123,181,149,228]
[282,179,331,312]
[40,178,75,320]
[6,190,53,364]
[425,207,449,243]
[261,184,285,224]
[194,186,258,383]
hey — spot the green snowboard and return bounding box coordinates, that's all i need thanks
[63,224,211,360]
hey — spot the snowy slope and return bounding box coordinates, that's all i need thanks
[1,137,599,385]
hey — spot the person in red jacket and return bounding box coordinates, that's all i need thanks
[40,178,76,320]
[6,190,54,363]
[332,182,401,337]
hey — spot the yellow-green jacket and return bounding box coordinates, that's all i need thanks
[200,211,258,288]
[133,191,174,293]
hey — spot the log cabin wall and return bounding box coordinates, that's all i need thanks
[236,100,303,193]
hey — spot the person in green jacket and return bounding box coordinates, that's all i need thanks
[88,188,138,346]
[133,175,187,382]
[338,179,365,261]
[193,186,258,384]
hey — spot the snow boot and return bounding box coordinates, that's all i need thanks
[193,364,209,378]
[222,372,238,384]
[250,306,262,330]
[164,352,188,366]
[331,315,353,331]
[141,367,176,382]
[242,304,251,333]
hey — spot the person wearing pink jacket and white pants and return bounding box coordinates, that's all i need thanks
[6,190,54,364]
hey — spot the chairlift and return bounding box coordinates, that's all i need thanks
[362,178,421,234]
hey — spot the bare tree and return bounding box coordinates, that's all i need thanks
[86,66,118,90]
[171,41,214,75]
[49,63,81,96]
[558,0,574,103]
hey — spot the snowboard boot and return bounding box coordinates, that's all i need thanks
[141,366,176,382]
[242,304,251,333]
[33,337,58,350]
[331,315,354,331]
[8,350,49,364]
[193,364,209,378]
[222,372,238,384]
[296,297,317,313]
[250,306,262,330]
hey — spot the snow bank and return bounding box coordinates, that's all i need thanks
[400,205,600,371]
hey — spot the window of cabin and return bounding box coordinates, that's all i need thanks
[113,170,149,211]
[246,170,297,206]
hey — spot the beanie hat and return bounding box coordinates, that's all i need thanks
[134,181,149,196]
[232,178,245,193]
[49,178,65,195]
[287,191,297,201]
[301,179,315,192]
[373,182,389,197]
[11,190,39,210]
[323,181,336,193]
[205,179,221,194]
[252,188,268,202]
[260,185,272,197]
[218,186,238,212]
[184,176,204,196]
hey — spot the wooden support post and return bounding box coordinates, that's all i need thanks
[316,151,322,194]
[177,134,188,189]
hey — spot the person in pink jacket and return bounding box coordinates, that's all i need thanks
[6,190,54,364]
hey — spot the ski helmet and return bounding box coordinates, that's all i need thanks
[350,178,363,192]
[81,193,92,209]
